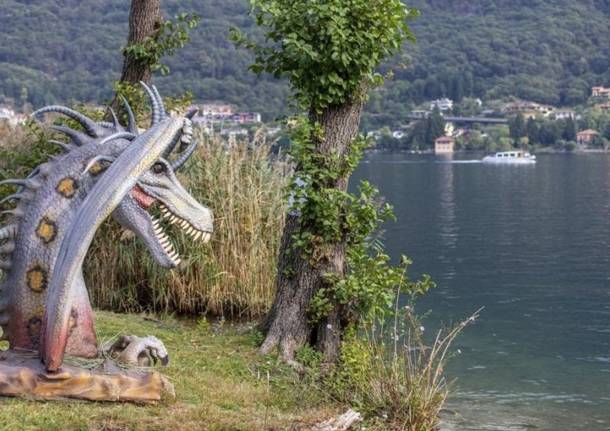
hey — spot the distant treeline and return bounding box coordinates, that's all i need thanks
[1,0,610,125]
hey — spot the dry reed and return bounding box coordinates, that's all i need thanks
[85,131,289,319]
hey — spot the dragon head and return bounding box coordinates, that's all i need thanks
[34,83,215,371]
[111,87,213,268]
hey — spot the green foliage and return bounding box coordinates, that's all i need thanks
[123,12,200,76]
[231,0,418,112]
[2,1,610,123]
[287,120,433,324]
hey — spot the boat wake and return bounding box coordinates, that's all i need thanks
[436,160,483,164]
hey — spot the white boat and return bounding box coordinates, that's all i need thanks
[482,151,536,164]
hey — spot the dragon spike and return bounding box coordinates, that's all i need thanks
[48,139,74,152]
[82,156,116,175]
[0,242,15,255]
[50,125,89,146]
[0,259,11,270]
[26,167,40,180]
[151,85,167,119]
[171,140,198,171]
[32,106,102,137]
[99,132,137,146]
[108,108,121,130]
[121,96,138,134]
[0,224,17,240]
[0,178,41,190]
[2,208,24,219]
[141,81,162,126]
[0,192,30,206]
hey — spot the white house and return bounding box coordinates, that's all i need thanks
[552,109,575,120]
[430,98,454,112]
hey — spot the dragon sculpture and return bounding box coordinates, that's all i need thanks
[0,84,213,373]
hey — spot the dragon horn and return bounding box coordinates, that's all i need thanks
[108,108,121,130]
[99,132,137,146]
[41,117,184,372]
[141,81,161,126]
[32,106,102,137]
[50,126,89,146]
[162,108,198,160]
[171,140,198,171]
[151,85,167,119]
[121,96,138,134]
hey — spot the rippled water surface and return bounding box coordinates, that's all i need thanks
[354,153,610,430]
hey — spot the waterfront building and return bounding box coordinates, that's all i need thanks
[577,129,599,146]
[435,136,455,154]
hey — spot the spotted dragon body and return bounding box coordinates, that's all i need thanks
[0,85,213,371]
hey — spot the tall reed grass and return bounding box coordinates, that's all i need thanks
[85,131,289,319]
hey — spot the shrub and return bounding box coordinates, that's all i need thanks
[329,296,480,431]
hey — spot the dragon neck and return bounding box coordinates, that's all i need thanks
[0,140,128,345]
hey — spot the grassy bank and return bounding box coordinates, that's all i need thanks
[0,311,335,431]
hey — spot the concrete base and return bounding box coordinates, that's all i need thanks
[0,350,174,403]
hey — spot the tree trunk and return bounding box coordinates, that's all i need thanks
[260,97,365,364]
[110,0,162,112]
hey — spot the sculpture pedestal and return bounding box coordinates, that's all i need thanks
[0,350,174,403]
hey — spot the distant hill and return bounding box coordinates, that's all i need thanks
[1,0,610,124]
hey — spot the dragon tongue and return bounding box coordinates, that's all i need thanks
[130,185,155,209]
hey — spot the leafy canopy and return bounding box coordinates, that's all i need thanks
[232,0,418,111]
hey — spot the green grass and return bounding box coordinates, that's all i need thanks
[0,311,335,431]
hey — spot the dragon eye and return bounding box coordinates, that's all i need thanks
[152,162,166,174]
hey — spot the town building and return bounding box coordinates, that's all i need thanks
[592,87,610,100]
[577,129,599,147]
[435,136,455,154]
[552,109,576,120]
[410,110,429,118]
[191,103,262,125]
[502,100,555,118]
[430,98,454,112]
[0,106,27,127]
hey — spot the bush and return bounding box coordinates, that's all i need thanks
[86,131,289,318]
[329,299,480,431]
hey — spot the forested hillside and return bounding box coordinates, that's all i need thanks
[1,0,610,122]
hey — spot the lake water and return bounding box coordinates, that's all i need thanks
[354,153,610,431]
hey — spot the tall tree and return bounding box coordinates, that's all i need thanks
[509,113,526,144]
[119,0,163,86]
[234,0,418,363]
[426,106,445,147]
[563,117,577,142]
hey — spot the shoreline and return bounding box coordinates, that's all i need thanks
[367,148,610,155]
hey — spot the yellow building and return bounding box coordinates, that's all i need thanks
[435,136,455,154]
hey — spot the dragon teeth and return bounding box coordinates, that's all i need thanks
[193,231,202,241]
